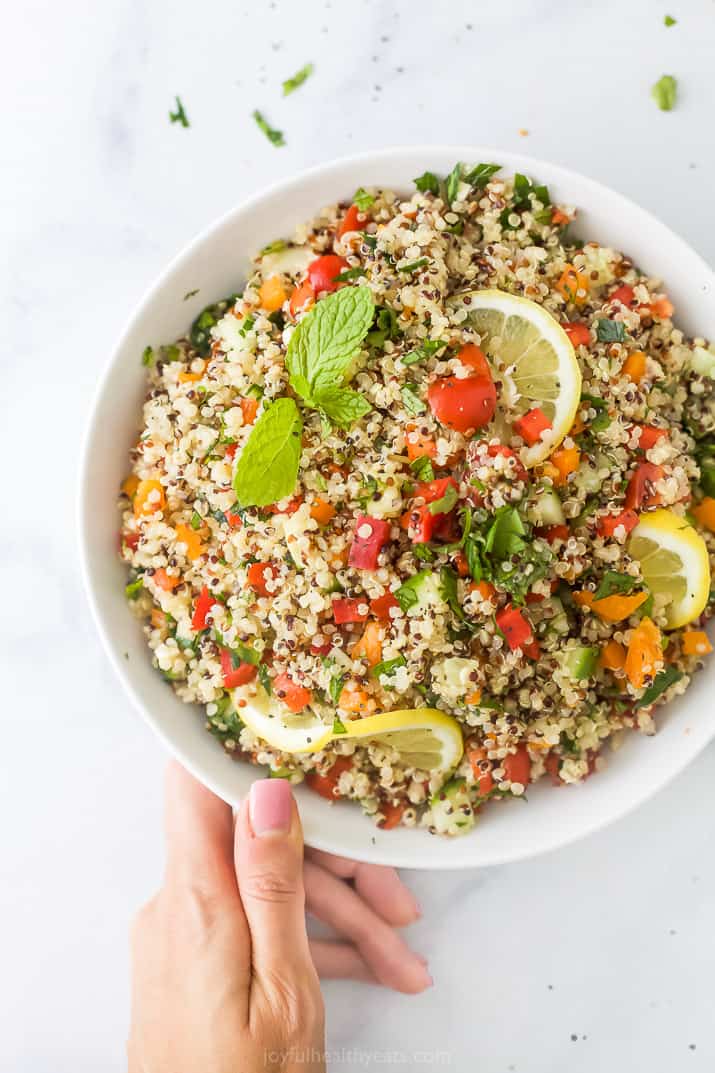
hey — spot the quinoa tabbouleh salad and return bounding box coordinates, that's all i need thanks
[120,162,715,836]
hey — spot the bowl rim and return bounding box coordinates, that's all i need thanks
[78,145,715,869]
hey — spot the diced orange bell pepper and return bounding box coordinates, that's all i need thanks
[178,359,207,383]
[150,608,168,630]
[240,397,259,425]
[465,689,483,706]
[175,522,205,561]
[693,497,715,533]
[122,473,139,499]
[573,590,594,609]
[592,591,648,622]
[556,264,589,306]
[258,275,287,312]
[550,446,580,486]
[310,497,336,525]
[650,296,674,320]
[350,621,383,667]
[152,567,180,592]
[337,684,377,714]
[622,350,647,384]
[682,630,713,657]
[469,580,497,603]
[600,640,627,672]
[134,478,166,517]
[406,425,437,461]
[289,279,315,317]
[625,617,663,690]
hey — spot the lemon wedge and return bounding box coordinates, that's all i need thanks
[449,289,582,465]
[233,686,464,775]
[628,509,711,629]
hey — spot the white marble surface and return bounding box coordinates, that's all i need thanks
[2,0,715,1069]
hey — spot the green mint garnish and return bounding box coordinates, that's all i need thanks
[232,398,303,507]
[413,171,440,195]
[596,319,627,343]
[169,96,189,128]
[253,110,285,146]
[652,74,677,111]
[353,187,375,211]
[282,63,314,96]
[400,384,426,416]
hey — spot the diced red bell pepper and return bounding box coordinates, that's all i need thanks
[496,605,535,652]
[225,442,238,459]
[503,744,531,786]
[247,561,278,597]
[521,639,541,660]
[348,514,391,570]
[610,284,636,308]
[378,801,406,830]
[219,648,258,688]
[332,597,369,624]
[624,462,664,511]
[468,748,495,797]
[597,509,639,538]
[191,585,216,631]
[561,322,591,347]
[310,639,333,656]
[479,444,529,486]
[305,756,353,799]
[513,407,553,446]
[542,524,570,544]
[265,497,303,515]
[637,425,667,451]
[337,203,365,238]
[415,477,458,507]
[370,591,400,621]
[307,254,350,294]
[123,530,140,550]
[404,504,436,544]
[545,752,563,785]
[428,374,497,434]
[225,510,242,529]
[273,672,313,713]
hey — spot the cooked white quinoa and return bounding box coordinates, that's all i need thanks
[120,166,715,835]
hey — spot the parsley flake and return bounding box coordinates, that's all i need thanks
[253,110,285,146]
[169,96,190,128]
[282,63,314,96]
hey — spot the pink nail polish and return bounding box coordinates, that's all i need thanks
[249,779,292,836]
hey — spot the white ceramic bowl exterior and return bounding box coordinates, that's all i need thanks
[79,147,715,869]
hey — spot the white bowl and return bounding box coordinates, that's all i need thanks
[79,146,715,869]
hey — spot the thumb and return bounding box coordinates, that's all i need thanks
[234,779,315,983]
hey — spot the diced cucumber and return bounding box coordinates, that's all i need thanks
[689,345,715,378]
[431,657,481,703]
[699,458,715,497]
[526,485,565,527]
[395,570,446,615]
[572,460,604,496]
[543,596,570,637]
[556,644,600,681]
[429,778,475,836]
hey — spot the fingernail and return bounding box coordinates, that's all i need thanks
[249,779,292,836]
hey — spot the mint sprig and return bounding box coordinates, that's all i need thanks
[286,284,374,428]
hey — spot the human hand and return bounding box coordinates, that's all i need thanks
[128,762,325,1073]
[303,847,432,993]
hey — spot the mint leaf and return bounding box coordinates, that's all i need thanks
[636,666,683,708]
[314,386,372,429]
[594,571,636,600]
[463,162,501,188]
[373,655,406,679]
[232,398,303,507]
[652,74,677,111]
[446,162,462,203]
[410,456,434,481]
[597,319,627,343]
[401,384,426,415]
[286,284,374,394]
[414,170,440,195]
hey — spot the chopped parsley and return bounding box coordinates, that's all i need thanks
[333,266,366,282]
[593,570,637,600]
[169,96,190,128]
[141,346,155,367]
[401,338,448,366]
[398,257,430,274]
[373,656,407,679]
[636,666,684,708]
[413,170,440,195]
[664,14,677,25]
[253,110,285,146]
[401,384,427,415]
[500,173,550,228]
[353,187,375,211]
[282,63,314,96]
[596,319,627,343]
[409,456,434,482]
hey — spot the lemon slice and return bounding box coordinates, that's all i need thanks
[628,509,711,629]
[449,289,582,465]
[233,687,464,775]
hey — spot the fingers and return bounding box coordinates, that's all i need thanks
[306,850,421,927]
[234,780,316,984]
[163,761,238,897]
[303,859,432,995]
[309,940,376,983]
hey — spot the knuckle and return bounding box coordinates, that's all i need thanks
[263,970,324,1038]
[244,870,299,905]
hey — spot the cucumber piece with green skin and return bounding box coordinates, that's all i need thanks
[556,644,600,681]
[543,596,570,637]
[526,485,565,527]
[689,345,715,378]
[429,777,475,836]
